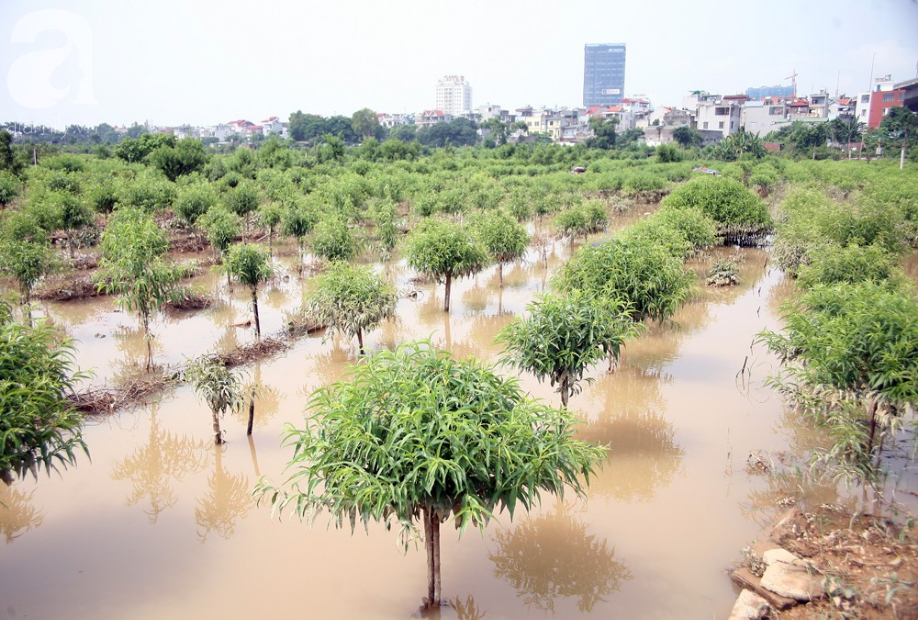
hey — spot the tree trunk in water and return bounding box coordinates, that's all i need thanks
[143,315,153,372]
[21,287,32,327]
[498,262,504,288]
[866,398,878,457]
[67,233,74,259]
[423,507,442,608]
[433,511,441,608]
[357,328,365,355]
[246,387,255,436]
[248,435,261,476]
[212,408,223,444]
[251,287,261,340]
[443,272,452,312]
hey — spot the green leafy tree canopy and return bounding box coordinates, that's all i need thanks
[0,302,88,484]
[404,217,489,312]
[306,262,397,354]
[97,207,184,370]
[257,340,605,608]
[498,291,643,407]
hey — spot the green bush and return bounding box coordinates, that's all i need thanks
[118,174,177,212]
[311,216,357,262]
[554,237,693,322]
[622,207,717,258]
[773,186,907,274]
[795,243,901,289]
[0,171,20,206]
[0,302,87,484]
[663,176,771,232]
[759,281,918,484]
[174,183,218,226]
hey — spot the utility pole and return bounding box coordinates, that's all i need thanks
[868,52,877,91]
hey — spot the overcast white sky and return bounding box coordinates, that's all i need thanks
[2,0,917,129]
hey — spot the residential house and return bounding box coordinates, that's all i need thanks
[786,99,812,119]
[808,91,830,118]
[227,119,255,136]
[377,113,413,128]
[895,77,918,113]
[415,110,451,127]
[516,106,551,135]
[856,75,906,128]
[620,97,653,130]
[209,124,233,142]
[477,104,515,123]
[643,125,676,147]
[260,116,285,136]
[661,107,694,128]
[740,101,787,136]
[173,125,194,139]
[829,97,856,120]
[695,94,746,139]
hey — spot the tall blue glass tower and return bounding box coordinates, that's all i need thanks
[583,43,626,107]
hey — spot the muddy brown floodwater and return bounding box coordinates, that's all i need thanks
[2,218,824,619]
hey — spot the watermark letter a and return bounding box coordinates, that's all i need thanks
[7,10,96,110]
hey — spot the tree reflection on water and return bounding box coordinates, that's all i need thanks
[582,365,684,502]
[195,444,251,542]
[230,362,281,432]
[111,406,207,523]
[490,509,631,613]
[449,595,487,620]
[0,482,44,543]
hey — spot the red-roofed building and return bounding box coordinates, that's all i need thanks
[415,110,451,127]
[227,119,255,135]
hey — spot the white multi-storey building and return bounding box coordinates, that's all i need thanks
[436,75,472,116]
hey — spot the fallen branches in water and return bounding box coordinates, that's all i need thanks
[68,374,178,415]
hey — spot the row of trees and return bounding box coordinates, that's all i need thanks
[760,175,918,499]
[763,108,917,167]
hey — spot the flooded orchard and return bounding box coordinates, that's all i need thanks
[0,217,814,619]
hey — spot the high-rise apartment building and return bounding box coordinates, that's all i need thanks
[583,44,626,107]
[436,75,472,116]
[745,85,795,101]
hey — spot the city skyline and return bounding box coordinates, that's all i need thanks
[2,0,917,129]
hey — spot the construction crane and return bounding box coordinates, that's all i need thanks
[784,70,798,98]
